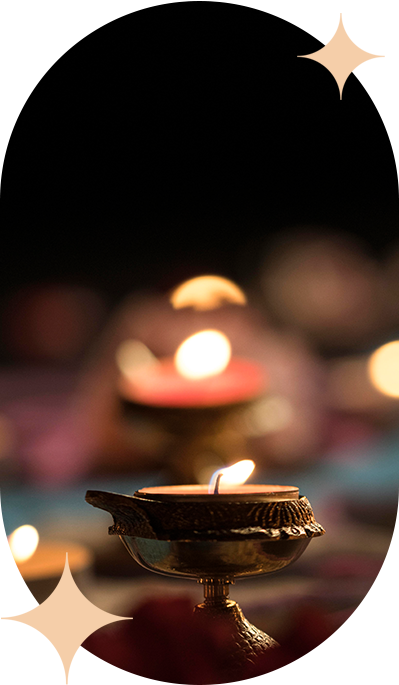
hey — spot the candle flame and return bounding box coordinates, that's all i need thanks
[174,330,231,380]
[8,525,39,563]
[170,275,247,311]
[368,341,399,398]
[209,459,255,493]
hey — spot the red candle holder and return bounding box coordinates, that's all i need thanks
[119,357,266,483]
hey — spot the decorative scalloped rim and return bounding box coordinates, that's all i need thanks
[86,490,326,541]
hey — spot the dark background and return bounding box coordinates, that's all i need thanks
[1,1,398,302]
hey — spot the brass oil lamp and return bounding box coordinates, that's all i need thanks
[86,463,325,674]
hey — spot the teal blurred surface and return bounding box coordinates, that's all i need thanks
[1,474,161,535]
[2,428,398,536]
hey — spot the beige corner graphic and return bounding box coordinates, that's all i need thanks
[1,555,128,685]
[300,12,385,100]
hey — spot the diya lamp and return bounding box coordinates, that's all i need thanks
[86,460,325,676]
[8,524,92,603]
[117,276,267,483]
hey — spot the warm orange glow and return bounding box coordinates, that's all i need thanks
[209,459,255,493]
[174,330,231,380]
[9,525,39,563]
[170,275,247,310]
[368,341,399,397]
[242,396,293,436]
[116,339,159,380]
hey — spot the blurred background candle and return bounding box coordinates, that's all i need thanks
[8,524,93,603]
[9,525,39,563]
[115,279,267,483]
[118,329,265,408]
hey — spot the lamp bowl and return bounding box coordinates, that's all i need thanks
[120,535,311,580]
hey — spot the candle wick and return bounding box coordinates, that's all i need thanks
[214,473,223,495]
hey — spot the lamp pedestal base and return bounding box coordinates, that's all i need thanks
[193,579,278,671]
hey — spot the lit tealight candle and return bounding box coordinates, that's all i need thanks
[136,459,299,501]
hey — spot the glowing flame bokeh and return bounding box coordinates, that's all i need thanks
[9,525,39,563]
[209,459,255,493]
[368,341,399,397]
[170,275,247,311]
[174,330,232,380]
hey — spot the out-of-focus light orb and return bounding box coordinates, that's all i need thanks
[170,275,247,310]
[174,330,231,379]
[242,396,293,436]
[9,525,39,563]
[368,341,399,397]
[116,339,158,380]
